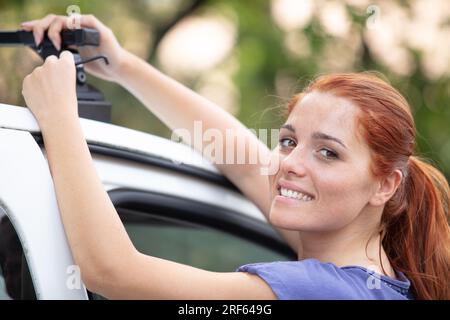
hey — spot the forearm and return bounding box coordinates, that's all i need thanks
[41,115,135,280]
[116,51,242,134]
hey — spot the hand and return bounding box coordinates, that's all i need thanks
[22,51,78,128]
[21,14,126,82]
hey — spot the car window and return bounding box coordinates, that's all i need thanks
[0,208,36,300]
[121,208,288,271]
[90,206,289,300]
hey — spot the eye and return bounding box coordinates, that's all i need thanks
[279,137,296,149]
[319,148,338,159]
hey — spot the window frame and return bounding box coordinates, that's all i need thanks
[109,188,297,258]
[32,133,237,191]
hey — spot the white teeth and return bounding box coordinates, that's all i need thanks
[280,188,313,201]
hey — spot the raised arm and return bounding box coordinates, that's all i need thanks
[22,14,300,253]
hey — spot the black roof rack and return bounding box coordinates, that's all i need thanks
[0,28,111,123]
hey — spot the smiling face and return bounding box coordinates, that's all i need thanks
[268,91,380,232]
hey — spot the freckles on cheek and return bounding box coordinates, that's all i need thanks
[316,174,357,204]
[316,172,371,217]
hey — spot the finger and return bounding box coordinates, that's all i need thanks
[79,14,107,32]
[22,73,31,89]
[47,17,67,51]
[31,65,43,76]
[21,20,38,31]
[45,55,58,64]
[32,14,58,46]
[60,50,75,64]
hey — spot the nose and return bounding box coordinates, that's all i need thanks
[280,144,308,177]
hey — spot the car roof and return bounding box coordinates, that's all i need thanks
[0,103,219,174]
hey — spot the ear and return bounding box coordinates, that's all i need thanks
[369,169,403,206]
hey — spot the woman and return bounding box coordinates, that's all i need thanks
[20,14,449,300]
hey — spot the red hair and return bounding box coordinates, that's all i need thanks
[287,73,450,300]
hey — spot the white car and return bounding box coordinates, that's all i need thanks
[0,103,295,300]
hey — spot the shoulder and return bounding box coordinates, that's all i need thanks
[236,259,411,300]
[237,259,357,299]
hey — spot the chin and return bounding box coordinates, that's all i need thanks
[269,201,339,233]
[269,205,311,231]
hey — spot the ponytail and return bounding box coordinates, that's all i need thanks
[382,156,450,299]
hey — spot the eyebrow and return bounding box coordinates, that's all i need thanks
[280,124,348,149]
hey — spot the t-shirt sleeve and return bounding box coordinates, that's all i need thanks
[236,260,357,300]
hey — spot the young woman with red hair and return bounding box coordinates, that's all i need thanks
[21,14,449,299]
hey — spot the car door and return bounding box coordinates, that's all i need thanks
[0,128,88,300]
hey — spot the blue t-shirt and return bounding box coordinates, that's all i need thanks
[236,259,414,300]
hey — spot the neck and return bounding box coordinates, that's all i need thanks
[297,225,395,277]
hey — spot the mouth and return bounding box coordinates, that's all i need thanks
[276,183,315,202]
